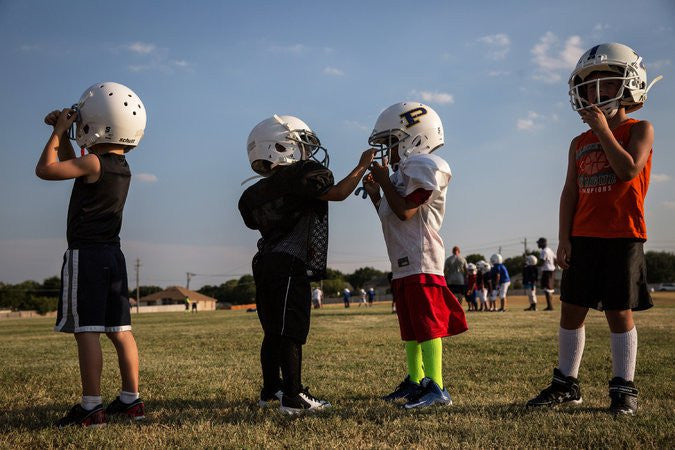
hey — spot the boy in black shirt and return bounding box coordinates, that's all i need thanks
[36,82,146,427]
[239,115,372,414]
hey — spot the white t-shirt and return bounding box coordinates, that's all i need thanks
[378,154,452,280]
[539,247,556,271]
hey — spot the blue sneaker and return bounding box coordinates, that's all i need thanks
[403,378,452,409]
[382,375,422,402]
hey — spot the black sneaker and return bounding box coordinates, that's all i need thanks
[280,387,331,415]
[105,397,145,420]
[258,388,283,407]
[56,403,106,428]
[382,375,422,402]
[526,368,582,407]
[609,377,638,415]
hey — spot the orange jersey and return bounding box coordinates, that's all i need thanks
[572,119,651,239]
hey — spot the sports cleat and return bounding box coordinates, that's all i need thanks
[526,368,582,408]
[56,403,106,428]
[524,305,536,311]
[403,378,452,409]
[258,388,283,407]
[280,387,331,415]
[609,377,638,415]
[105,397,146,420]
[382,375,422,402]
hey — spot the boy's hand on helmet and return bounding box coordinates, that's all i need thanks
[44,110,61,127]
[579,105,609,134]
[54,108,77,136]
[370,160,390,185]
[362,173,380,197]
[358,148,375,169]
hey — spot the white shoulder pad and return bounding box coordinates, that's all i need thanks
[400,154,451,196]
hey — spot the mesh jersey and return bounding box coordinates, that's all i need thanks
[66,153,131,248]
[378,154,452,280]
[523,265,538,285]
[572,119,651,239]
[238,160,334,280]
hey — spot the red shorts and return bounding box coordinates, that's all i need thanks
[392,273,468,342]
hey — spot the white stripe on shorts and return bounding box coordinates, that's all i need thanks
[72,249,80,330]
[55,250,71,332]
[280,276,292,335]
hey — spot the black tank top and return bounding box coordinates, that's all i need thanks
[66,153,131,248]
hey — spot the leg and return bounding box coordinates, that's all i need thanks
[106,331,139,393]
[405,340,424,383]
[558,302,588,378]
[606,309,637,381]
[260,333,282,392]
[75,332,103,396]
[279,335,302,397]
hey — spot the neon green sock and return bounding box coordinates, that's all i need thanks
[420,338,443,389]
[405,341,424,384]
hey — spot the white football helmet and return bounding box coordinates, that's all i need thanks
[568,43,662,117]
[368,102,444,169]
[69,82,146,150]
[526,255,538,266]
[467,263,477,274]
[490,254,503,265]
[477,260,491,274]
[246,115,328,176]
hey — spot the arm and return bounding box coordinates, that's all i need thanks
[370,161,420,221]
[362,172,381,210]
[557,137,580,269]
[43,109,77,161]
[580,107,653,181]
[36,109,100,182]
[319,149,374,201]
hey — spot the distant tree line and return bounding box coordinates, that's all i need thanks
[3,252,674,312]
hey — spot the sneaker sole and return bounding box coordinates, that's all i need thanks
[279,405,330,415]
[526,397,583,408]
[404,399,452,409]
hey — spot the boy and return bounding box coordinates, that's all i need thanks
[465,263,478,312]
[523,255,538,311]
[36,82,146,427]
[239,114,373,414]
[527,43,661,415]
[490,254,510,312]
[361,101,467,409]
[537,237,557,311]
[475,261,489,312]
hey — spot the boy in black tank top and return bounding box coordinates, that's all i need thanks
[36,82,147,427]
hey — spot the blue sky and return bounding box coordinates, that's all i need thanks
[1,0,674,288]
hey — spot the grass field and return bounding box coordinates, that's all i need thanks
[1,293,673,448]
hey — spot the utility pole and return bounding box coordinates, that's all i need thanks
[523,237,528,255]
[135,258,141,314]
[498,245,502,255]
[186,272,195,290]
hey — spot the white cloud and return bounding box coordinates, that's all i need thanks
[19,44,40,52]
[517,111,541,131]
[344,120,369,132]
[648,59,671,70]
[488,70,511,77]
[593,23,610,32]
[663,201,675,210]
[134,173,158,183]
[411,90,455,105]
[128,42,156,54]
[268,43,306,54]
[652,173,671,183]
[172,59,189,67]
[323,66,344,76]
[531,32,584,83]
[478,33,511,60]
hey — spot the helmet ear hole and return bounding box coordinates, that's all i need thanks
[412,136,422,147]
[274,143,286,153]
[83,124,90,134]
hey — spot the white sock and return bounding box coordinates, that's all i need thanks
[610,327,637,381]
[81,395,102,410]
[558,326,585,378]
[120,390,140,404]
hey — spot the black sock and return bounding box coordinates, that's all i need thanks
[280,336,303,397]
[260,334,282,393]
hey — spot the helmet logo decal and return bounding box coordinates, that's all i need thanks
[399,107,427,128]
[587,45,600,60]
